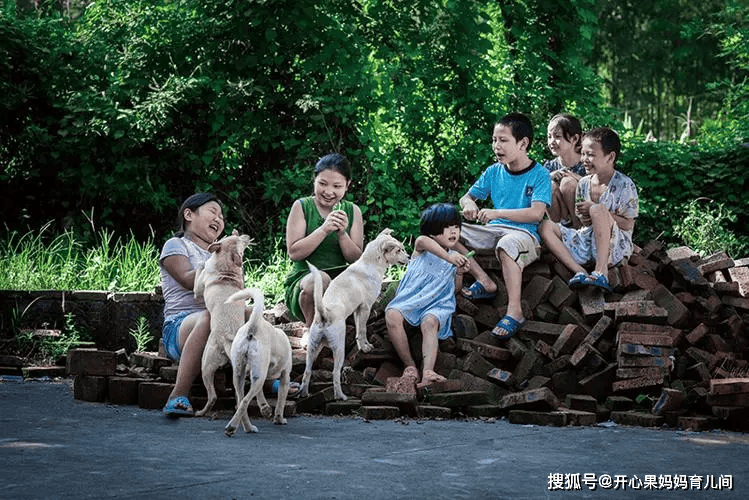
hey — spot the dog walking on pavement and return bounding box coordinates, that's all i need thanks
[223,287,293,436]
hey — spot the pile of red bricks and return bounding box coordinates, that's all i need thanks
[58,241,749,430]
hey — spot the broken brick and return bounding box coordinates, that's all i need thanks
[686,323,710,345]
[614,301,669,324]
[727,266,749,297]
[499,387,561,411]
[552,324,587,356]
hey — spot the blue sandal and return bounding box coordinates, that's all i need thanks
[491,315,526,340]
[461,281,496,300]
[586,272,612,292]
[163,396,194,418]
[567,272,589,289]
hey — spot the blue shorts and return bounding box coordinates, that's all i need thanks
[161,311,192,361]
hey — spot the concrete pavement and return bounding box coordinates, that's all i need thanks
[1,377,748,499]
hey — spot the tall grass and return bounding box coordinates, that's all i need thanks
[0,226,294,300]
[0,227,404,306]
[0,223,160,292]
[244,238,294,307]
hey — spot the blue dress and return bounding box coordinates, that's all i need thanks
[385,250,457,340]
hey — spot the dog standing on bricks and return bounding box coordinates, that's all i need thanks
[192,229,253,417]
[299,228,409,400]
[223,287,292,436]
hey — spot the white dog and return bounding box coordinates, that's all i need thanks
[193,229,253,417]
[223,287,293,436]
[299,228,409,400]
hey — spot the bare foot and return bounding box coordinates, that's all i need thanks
[402,366,419,380]
[417,369,446,388]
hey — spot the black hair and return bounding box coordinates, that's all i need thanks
[175,192,223,237]
[420,203,461,237]
[548,113,583,153]
[583,127,621,164]
[314,153,352,180]
[498,112,534,149]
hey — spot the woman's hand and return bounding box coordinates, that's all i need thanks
[321,209,349,234]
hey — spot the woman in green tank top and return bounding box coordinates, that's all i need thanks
[284,153,364,325]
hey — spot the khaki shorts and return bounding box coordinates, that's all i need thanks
[461,223,541,271]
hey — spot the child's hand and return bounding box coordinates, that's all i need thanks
[551,169,568,183]
[476,209,498,224]
[461,200,479,221]
[575,201,593,226]
[447,252,468,269]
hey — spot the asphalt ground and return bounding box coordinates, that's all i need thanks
[1,377,749,500]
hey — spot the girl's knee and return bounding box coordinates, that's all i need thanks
[420,316,440,335]
[385,309,403,327]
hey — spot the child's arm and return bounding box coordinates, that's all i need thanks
[414,236,469,269]
[612,212,635,232]
[473,202,547,225]
[459,193,480,221]
[576,200,634,230]
[161,255,197,291]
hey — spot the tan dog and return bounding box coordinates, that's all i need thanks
[223,287,292,436]
[193,229,253,417]
[299,228,409,400]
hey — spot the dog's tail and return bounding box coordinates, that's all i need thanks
[307,262,326,324]
[225,287,264,331]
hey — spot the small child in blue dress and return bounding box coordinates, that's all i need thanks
[385,203,471,387]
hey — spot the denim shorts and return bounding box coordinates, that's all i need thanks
[161,311,192,361]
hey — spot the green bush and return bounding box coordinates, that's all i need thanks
[620,139,749,250]
[673,199,749,258]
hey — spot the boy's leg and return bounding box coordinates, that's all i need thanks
[385,309,417,371]
[454,239,496,295]
[499,251,524,322]
[547,183,564,223]
[589,204,615,278]
[559,177,581,228]
[538,219,587,276]
[491,228,541,338]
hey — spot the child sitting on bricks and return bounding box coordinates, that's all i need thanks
[459,112,552,340]
[385,203,470,387]
[538,127,639,292]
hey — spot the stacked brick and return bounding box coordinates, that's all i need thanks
[54,241,749,431]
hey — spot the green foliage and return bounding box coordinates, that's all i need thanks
[0,224,160,292]
[17,312,94,363]
[620,138,749,249]
[129,316,155,353]
[244,238,294,307]
[1,0,747,261]
[673,198,749,257]
[589,0,731,141]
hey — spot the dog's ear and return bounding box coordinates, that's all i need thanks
[231,228,239,236]
[377,228,393,238]
[207,241,221,253]
[238,235,254,253]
